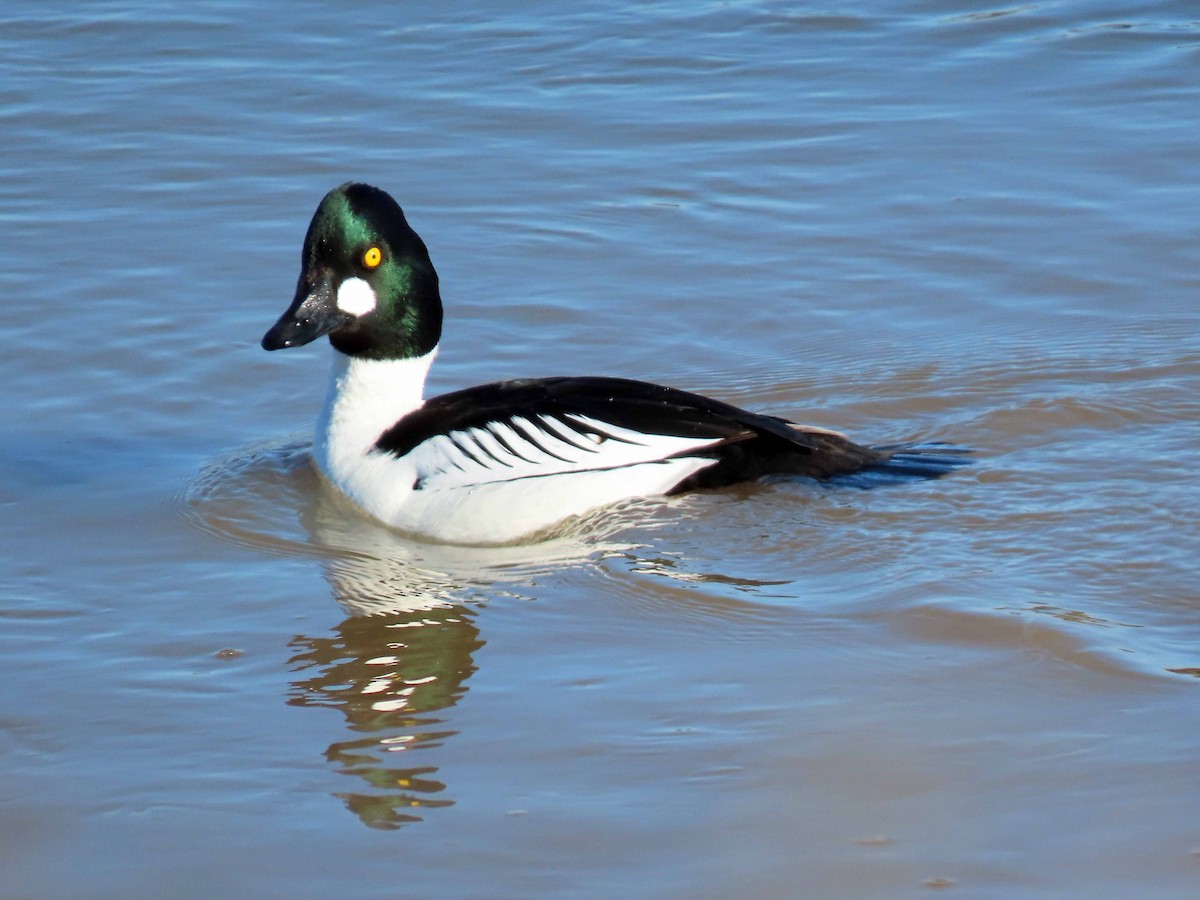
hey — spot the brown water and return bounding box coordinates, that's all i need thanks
[3,2,1199,897]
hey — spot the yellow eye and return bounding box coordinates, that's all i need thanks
[362,246,382,268]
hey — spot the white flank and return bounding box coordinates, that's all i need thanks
[336,276,377,316]
[398,457,713,544]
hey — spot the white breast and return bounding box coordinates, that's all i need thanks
[313,349,433,525]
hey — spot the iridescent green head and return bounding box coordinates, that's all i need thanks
[262,183,443,360]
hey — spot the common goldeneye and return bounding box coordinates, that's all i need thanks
[263,183,967,544]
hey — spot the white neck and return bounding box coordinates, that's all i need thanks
[313,347,438,479]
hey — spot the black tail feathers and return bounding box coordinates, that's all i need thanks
[834,442,973,486]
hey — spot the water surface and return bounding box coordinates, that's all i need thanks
[3,2,1199,897]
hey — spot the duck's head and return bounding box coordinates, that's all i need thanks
[262,183,442,361]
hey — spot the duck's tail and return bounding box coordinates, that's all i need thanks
[862,442,974,482]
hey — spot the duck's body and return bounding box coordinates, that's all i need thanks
[263,183,967,544]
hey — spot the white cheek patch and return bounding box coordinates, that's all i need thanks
[336,277,377,317]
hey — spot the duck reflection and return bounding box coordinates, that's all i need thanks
[285,471,645,829]
[286,604,482,829]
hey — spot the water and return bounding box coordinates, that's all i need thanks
[3,1,1199,896]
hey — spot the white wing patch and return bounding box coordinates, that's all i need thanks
[400,412,727,492]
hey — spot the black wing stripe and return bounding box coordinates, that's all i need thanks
[560,413,644,446]
[468,427,514,468]
[447,432,486,469]
[536,414,602,453]
[507,416,576,463]
[484,422,538,464]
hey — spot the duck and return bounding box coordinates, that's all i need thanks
[262,182,968,545]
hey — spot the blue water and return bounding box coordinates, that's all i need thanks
[3,2,1199,897]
